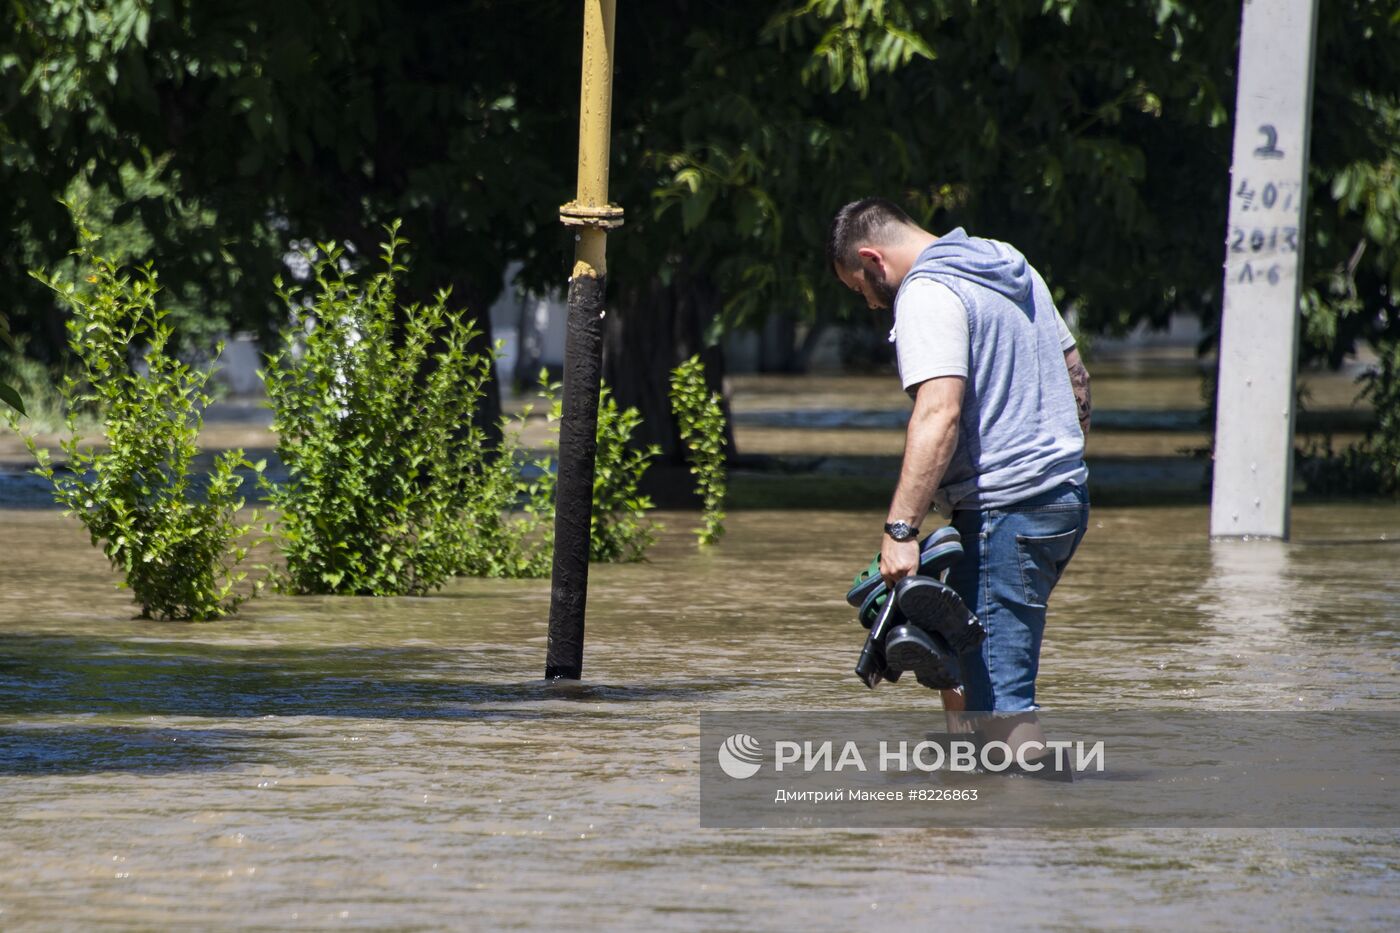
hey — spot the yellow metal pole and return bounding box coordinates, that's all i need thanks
[547,0,623,681]
[562,0,622,278]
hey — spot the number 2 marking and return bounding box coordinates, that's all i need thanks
[1254,124,1284,159]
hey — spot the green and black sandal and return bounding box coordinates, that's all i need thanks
[847,525,965,628]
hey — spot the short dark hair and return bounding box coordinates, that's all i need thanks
[825,197,917,276]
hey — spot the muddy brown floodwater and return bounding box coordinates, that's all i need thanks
[1,501,1398,930]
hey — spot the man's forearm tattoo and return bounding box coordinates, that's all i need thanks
[1068,359,1091,433]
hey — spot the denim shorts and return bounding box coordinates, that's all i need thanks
[945,481,1090,712]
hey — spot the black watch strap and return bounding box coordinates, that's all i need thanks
[883,521,919,541]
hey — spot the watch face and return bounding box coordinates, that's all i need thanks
[887,521,913,541]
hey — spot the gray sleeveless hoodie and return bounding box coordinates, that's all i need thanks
[897,228,1087,511]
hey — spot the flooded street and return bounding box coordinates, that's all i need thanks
[4,0,1395,922]
[1,501,1397,929]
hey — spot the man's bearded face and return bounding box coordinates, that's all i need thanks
[863,265,899,309]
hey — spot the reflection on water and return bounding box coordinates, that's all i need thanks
[1,504,1397,928]
[1202,538,1298,641]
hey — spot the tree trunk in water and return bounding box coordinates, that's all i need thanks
[602,272,734,463]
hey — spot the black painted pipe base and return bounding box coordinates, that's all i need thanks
[545,273,606,681]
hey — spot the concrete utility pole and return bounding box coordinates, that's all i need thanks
[546,0,623,680]
[1211,0,1321,539]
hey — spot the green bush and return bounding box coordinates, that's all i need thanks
[1356,337,1400,496]
[451,378,556,578]
[260,224,495,595]
[584,381,661,562]
[1295,339,1400,498]
[670,355,727,545]
[23,229,257,620]
[478,371,659,574]
[260,224,660,591]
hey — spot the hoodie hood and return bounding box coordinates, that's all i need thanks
[902,227,1032,304]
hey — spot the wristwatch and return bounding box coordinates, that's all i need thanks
[883,520,919,542]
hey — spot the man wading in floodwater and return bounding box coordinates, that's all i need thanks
[827,198,1092,759]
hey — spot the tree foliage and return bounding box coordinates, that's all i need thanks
[2,0,577,366]
[3,0,1398,408]
[648,0,1397,364]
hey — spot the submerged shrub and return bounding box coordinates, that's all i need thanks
[1359,337,1400,495]
[670,355,728,545]
[261,222,660,590]
[24,228,257,620]
[1296,436,1383,497]
[468,371,658,575]
[260,224,494,595]
[1295,338,1400,498]
[451,380,556,579]
[584,380,661,562]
